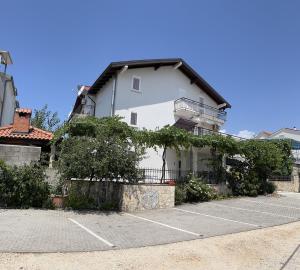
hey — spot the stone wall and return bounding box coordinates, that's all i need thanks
[120,184,175,212]
[0,144,41,166]
[271,166,300,192]
[65,180,175,212]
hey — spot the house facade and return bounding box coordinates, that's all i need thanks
[0,51,18,127]
[70,59,231,175]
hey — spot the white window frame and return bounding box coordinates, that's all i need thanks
[130,111,138,126]
[131,76,142,92]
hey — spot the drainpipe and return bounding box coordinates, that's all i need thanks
[0,76,12,126]
[110,74,118,116]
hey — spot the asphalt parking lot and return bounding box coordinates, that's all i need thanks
[1,193,300,253]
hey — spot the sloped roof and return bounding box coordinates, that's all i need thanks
[88,58,231,108]
[0,125,53,141]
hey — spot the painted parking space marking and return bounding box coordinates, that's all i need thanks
[174,208,260,227]
[241,199,300,210]
[124,213,201,236]
[68,218,115,247]
[209,202,297,220]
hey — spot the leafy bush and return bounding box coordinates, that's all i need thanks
[227,165,277,197]
[175,175,216,204]
[185,176,217,202]
[175,184,187,205]
[0,161,50,208]
[64,188,96,210]
[261,181,277,195]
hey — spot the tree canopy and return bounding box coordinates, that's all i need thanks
[31,104,60,132]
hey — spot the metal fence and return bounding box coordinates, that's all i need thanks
[137,168,221,184]
[268,175,292,182]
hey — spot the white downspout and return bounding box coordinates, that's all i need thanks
[111,73,118,116]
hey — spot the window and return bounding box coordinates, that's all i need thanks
[130,112,137,125]
[132,76,141,91]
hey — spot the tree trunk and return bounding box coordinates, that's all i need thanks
[161,146,167,183]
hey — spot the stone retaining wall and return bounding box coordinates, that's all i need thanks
[270,166,300,192]
[65,180,175,212]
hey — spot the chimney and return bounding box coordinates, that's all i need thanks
[13,108,32,133]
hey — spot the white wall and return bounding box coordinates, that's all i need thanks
[114,66,219,130]
[94,79,114,118]
[0,74,16,126]
[92,66,223,170]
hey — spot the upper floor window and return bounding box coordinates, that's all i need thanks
[130,112,137,126]
[132,76,141,92]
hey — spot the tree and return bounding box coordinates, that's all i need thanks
[56,116,144,197]
[31,105,60,132]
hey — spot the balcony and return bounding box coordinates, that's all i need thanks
[174,97,227,125]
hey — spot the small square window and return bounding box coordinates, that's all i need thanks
[130,112,137,125]
[132,77,141,91]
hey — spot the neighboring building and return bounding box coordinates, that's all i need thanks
[256,128,300,164]
[0,51,18,126]
[69,58,231,174]
[0,108,53,166]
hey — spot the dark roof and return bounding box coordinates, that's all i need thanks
[88,58,231,108]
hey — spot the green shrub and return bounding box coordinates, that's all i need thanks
[227,166,277,197]
[261,181,277,195]
[185,176,217,202]
[64,189,96,210]
[175,175,217,204]
[0,161,50,208]
[175,184,187,205]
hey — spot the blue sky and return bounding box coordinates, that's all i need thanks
[1,0,300,137]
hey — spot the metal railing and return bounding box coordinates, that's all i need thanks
[137,168,221,184]
[268,175,292,182]
[174,97,227,122]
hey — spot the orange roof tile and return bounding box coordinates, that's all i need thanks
[0,125,53,141]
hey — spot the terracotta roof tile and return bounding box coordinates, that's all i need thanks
[0,125,53,141]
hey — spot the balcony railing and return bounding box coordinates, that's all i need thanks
[174,97,227,122]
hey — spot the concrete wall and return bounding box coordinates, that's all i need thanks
[66,180,175,212]
[0,144,41,166]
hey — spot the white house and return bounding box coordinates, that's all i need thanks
[70,59,231,177]
[0,51,18,127]
[256,128,300,164]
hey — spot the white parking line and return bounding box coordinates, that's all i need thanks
[68,218,115,247]
[209,202,296,220]
[241,199,300,210]
[124,213,200,236]
[174,208,260,227]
